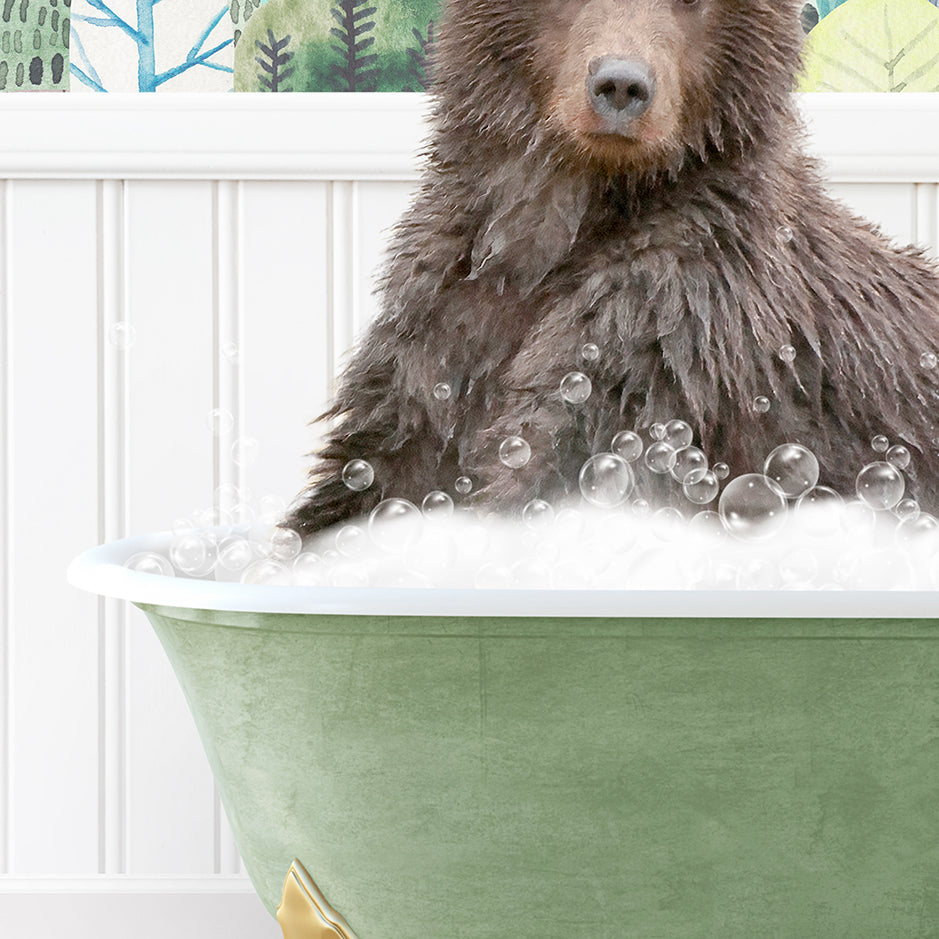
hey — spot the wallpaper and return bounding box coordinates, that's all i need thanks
[0,0,935,92]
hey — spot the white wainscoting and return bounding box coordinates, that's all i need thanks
[0,93,936,937]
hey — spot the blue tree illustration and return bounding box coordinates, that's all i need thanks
[71,0,233,92]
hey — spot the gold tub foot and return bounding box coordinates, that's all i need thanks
[277,859,359,939]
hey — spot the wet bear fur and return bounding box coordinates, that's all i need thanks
[286,0,939,535]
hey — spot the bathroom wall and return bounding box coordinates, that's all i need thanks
[0,93,936,936]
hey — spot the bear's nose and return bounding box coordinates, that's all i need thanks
[587,57,656,124]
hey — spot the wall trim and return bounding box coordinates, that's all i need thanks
[0,93,936,182]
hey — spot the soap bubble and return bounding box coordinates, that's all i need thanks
[409,525,458,577]
[796,486,843,535]
[231,436,260,467]
[369,498,423,551]
[871,435,889,453]
[650,423,667,440]
[241,558,291,586]
[108,321,136,350]
[644,441,677,474]
[214,482,241,508]
[778,344,796,363]
[763,443,819,499]
[335,525,367,558]
[752,396,771,414]
[856,461,905,510]
[895,513,939,555]
[652,507,684,541]
[581,342,600,362]
[555,507,586,539]
[522,499,555,530]
[670,446,707,483]
[712,462,730,480]
[560,371,592,404]
[221,341,241,365]
[191,506,232,532]
[499,435,532,469]
[840,499,877,536]
[207,408,234,436]
[662,419,694,450]
[920,352,938,370]
[885,445,911,470]
[342,459,374,491]
[777,226,794,245]
[683,468,719,504]
[258,493,287,519]
[125,552,175,577]
[422,490,455,519]
[266,528,300,561]
[894,498,920,521]
[780,548,818,585]
[689,510,724,539]
[216,537,254,572]
[293,552,326,586]
[718,474,788,541]
[433,382,452,401]
[455,476,473,495]
[611,430,643,462]
[169,532,217,576]
[578,453,634,507]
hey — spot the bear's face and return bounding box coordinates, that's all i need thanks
[436,0,804,174]
[536,0,713,172]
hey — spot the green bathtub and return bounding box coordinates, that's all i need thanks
[69,532,939,937]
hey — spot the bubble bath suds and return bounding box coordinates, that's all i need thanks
[125,421,939,592]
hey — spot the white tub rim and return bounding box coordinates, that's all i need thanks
[66,529,939,619]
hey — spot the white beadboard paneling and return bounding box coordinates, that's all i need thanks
[354,181,418,333]
[328,181,357,386]
[123,181,217,876]
[9,181,101,874]
[0,95,935,901]
[0,179,9,876]
[97,179,127,877]
[825,182,917,249]
[213,181,242,513]
[209,181,245,876]
[241,181,332,508]
[915,184,939,258]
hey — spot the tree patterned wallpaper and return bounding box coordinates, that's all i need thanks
[0,0,936,92]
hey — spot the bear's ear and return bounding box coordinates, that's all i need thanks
[468,169,591,296]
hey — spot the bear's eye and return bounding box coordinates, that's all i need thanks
[677,0,700,6]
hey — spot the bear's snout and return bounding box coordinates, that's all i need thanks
[586,56,656,128]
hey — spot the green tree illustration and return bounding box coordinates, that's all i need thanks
[329,0,378,92]
[404,18,433,91]
[255,27,294,90]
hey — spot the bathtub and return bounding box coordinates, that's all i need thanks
[68,529,939,937]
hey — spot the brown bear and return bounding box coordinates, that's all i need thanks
[285,0,939,536]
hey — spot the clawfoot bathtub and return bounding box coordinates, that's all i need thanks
[69,530,939,937]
